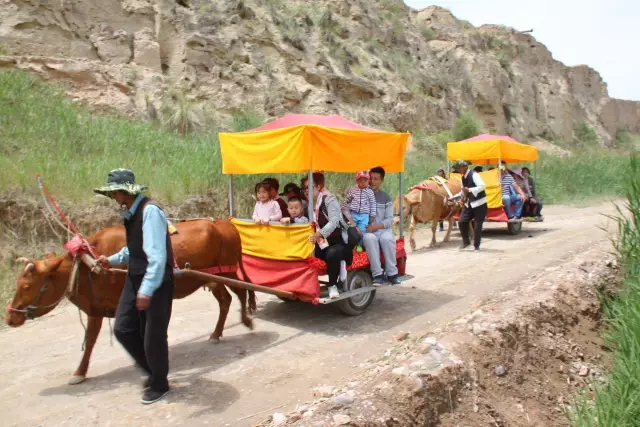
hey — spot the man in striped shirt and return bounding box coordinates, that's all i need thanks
[342,171,376,250]
[500,163,526,219]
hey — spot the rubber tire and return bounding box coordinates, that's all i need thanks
[338,270,376,316]
[507,221,522,235]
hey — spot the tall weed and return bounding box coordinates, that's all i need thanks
[571,154,640,426]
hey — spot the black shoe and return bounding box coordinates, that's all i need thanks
[460,243,470,250]
[388,275,401,285]
[372,275,384,287]
[141,388,169,405]
[474,247,480,251]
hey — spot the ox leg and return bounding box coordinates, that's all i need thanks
[69,316,103,385]
[210,284,232,342]
[429,220,438,247]
[443,217,454,242]
[409,215,417,251]
[229,286,254,330]
[248,290,257,315]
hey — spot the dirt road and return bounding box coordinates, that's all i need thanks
[0,201,619,426]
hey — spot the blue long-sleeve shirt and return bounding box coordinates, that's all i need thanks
[107,194,168,297]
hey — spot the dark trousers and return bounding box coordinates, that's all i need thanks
[459,203,487,249]
[114,273,174,392]
[314,237,353,286]
[524,199,543,217]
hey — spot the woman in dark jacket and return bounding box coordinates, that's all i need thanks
[522,167,543,218]
[308,172,354,299]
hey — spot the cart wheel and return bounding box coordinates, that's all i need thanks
[338,270,376,316]
[507,221,522,235]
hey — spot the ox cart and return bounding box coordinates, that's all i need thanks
[447,134,543,235]
[217,114,414,315]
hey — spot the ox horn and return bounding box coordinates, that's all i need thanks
[24,263,35,273]
[15,257,30,264]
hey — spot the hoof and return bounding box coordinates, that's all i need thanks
[68,374,86,385]
[242,317,254,330]
[209,334,221,343]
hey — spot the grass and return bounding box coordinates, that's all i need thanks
[570,154,640,426]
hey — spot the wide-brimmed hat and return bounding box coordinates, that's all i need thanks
[93,169,148,196]
[511,167,524,178]
[279,182,301,196]
[452,159,469,168]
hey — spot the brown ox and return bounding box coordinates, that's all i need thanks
[5,219,257,385]
[393,178,466,250]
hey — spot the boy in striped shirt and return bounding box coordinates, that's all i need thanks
[342,171,376,251]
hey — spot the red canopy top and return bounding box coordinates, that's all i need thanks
[462,134,519,143]
[247,114,374,132]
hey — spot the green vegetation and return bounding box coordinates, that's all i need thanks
[571,155,640,427]
[574,121,600,146]
[451,111,482,142]
[536,151,628,204]
[615,129,640,151]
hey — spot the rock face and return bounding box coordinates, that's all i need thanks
[0,0,638,144]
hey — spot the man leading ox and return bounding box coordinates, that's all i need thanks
[448,159,487,251]
[94,169,174,405]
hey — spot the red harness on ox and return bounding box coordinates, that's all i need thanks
[63,235,237,275]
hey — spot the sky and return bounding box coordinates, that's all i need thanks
[404,0,640,101]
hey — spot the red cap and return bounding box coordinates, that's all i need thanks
[356,171,370,181]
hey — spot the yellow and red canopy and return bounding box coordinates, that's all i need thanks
[219,114,410,174]
[447,134,538,165]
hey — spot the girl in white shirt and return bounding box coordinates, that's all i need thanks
[252,182,282,224]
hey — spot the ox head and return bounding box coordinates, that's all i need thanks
[393,193,417,225]
[5,253,66,327]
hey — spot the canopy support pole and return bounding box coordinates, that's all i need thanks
[307,170,314,221]
[398,172,404,239]
[228,175,234,217]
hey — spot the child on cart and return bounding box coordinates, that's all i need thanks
[280,196,309,225]
[252,181,282,224]
[342,171,376,251]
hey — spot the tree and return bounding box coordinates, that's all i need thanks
[452,111,482,142]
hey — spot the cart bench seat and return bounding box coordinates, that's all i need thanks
[308,238,407,276]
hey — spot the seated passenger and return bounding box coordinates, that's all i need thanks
[252,182,282,224]
[521,167,543,219]
[309,172,353,299]
[437,168,446,231]
[263,177,290,219]
[300,176,310,203]
[342,171,376,251]
[363,166,401,286]
[474,166,484,173]
[499,164,526,219]
[280,196,309,225]
[280,182,308,212]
